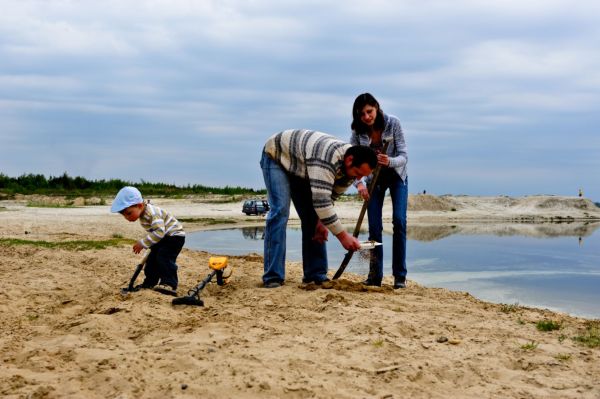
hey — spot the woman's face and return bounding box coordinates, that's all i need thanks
[359,104,378,127]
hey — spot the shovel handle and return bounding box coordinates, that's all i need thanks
[125,249,150,291]
[332,139,390,280]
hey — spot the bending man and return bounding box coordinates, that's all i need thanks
[260,129,377,288]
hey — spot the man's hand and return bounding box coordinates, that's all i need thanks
[357,182,369,201]
[336,231,361,251]
[312,220,329,244]
[132,242,144,254]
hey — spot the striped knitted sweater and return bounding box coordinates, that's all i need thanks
[264,129,353,235]
[138,203,185,249]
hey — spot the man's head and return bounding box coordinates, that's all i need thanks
[343,145,377,178]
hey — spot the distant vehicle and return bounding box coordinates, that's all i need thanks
[242,199,270,216]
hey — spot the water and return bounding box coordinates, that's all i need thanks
[186,223,600,319]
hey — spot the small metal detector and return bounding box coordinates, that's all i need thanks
[172,256,231,306]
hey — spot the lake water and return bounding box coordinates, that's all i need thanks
[186,222,600,319]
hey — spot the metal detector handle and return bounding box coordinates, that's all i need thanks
[332,139,391,280]
[216,269,224,286]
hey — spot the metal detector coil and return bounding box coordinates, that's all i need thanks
[209,256,228,270]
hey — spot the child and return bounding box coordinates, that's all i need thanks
[111,186,185,296]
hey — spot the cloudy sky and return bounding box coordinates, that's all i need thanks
[1,0,599,199]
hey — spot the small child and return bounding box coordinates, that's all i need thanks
[111,186,185,296]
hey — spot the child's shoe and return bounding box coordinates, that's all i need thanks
[153,284,177,296]
[132,282,154,291]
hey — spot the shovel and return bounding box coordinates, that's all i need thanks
[332,139,390,280]
[120,250,150,296]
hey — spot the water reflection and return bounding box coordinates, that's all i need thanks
[187,222,600,318]
[237,221,600,243]
[242,226,265,240]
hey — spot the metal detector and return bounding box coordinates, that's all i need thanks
[172,256,231,306]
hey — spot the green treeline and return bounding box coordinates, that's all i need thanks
[0,172,265,197]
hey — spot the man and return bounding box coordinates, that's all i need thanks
[260,129,378,288]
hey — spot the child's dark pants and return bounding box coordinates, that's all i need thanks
[143,235,185,289]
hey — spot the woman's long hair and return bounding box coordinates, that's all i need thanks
[351,93,385,134]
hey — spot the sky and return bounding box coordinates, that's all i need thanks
[1,0,599,200]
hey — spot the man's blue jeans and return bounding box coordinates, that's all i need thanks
[260,151,328,284]
[367,174,408,284]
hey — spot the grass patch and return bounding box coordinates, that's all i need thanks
[500,302,520,313]
[573,322,600,348]
[555,353,571,362]
[372,339,384,347]
[26,201,77,208]
[520,341,538,351]
[0,237,131,250]
[192,195,248,204]
[536,319,562,332]
[558,334,567,343]
[26,313,39,321]
[178,217,238,225]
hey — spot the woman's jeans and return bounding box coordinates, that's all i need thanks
[367,173,408,284]
[260,151,328,284]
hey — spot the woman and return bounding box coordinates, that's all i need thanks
[350,93,408,289]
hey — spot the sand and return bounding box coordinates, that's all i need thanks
[1,194,599,398]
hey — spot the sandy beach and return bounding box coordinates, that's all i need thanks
[1,194,599,398]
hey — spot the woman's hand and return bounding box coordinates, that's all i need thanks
[377,153,390,166]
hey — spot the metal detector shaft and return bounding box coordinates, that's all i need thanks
[332,140,390,280]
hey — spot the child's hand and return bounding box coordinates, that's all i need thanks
[132,242,144,254]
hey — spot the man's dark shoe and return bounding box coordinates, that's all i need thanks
[362,279,382,287]
[393,279,406,289]
[264,281,282,288]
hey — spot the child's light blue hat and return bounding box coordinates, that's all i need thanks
[111,186,143,213]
